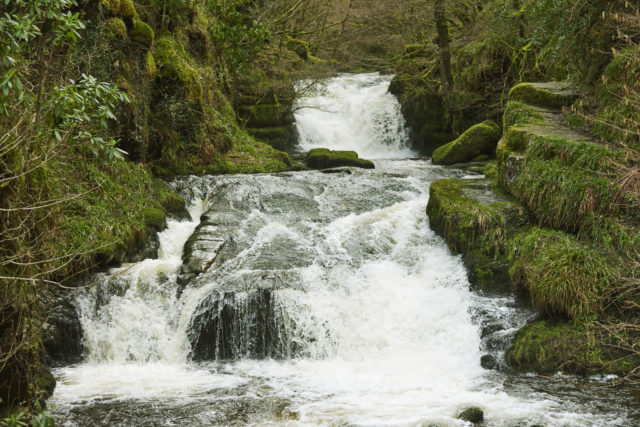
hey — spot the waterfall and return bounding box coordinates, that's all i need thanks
[48,74,637,427]
[295,73,416,158]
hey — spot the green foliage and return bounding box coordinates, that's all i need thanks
[206,0,270,74]
[50,74,131,159]
[0,0,85,111]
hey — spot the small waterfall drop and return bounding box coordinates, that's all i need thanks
[295,73,416,158]
[48,74,638,427]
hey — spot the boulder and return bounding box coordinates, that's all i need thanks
[432,121,500,165]
[457,407,484,424]
[306,148,375,170]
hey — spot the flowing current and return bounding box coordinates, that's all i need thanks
[49,74,638,426]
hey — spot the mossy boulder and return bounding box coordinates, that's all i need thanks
[508,82,579,110]
[142,207,167,231]
[118,0,137,19]
[129,18,154,48]
[507,320,636,376]
[306,148,375,170]
[105,17,127,39]
[432,120,500,165]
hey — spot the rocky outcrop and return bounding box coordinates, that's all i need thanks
[306,148,375,170]
[427,82,640,378]
[431,120,500,165]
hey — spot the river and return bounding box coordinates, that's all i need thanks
[48,73,639,426]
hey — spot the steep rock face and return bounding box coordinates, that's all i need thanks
[188,289,291,360]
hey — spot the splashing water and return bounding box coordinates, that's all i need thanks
[48,74,638,426]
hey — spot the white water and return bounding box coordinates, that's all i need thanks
[295,73,416,159]
[49,74,634,426]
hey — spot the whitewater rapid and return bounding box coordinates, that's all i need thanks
[48,74,637,426]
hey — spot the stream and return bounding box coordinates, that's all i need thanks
[48,73,640,426]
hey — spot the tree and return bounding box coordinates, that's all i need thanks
[433,0,456,131]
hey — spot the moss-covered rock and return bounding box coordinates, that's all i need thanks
[151,178,189,220]
[426,178,527,290]
[507,320,636,376]
[142,207,167,231]
[99,0,120,16]
[129,18,154,48]
[248,125,296,151]
[238,104,294,128]
[105,17,127,39]
[432,120,501,165]
[153,37,202,101]
[508,82,579,109]
[306,148,375,170]
[118,0,137,19]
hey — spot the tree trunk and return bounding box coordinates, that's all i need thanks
[434,0,456,131]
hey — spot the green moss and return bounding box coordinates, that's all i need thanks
[118,0,137,19]
[427,178,528,257]
[404,44,425,58]
[502,101,545,129]
[238,104,293,128]
[142,208,166,231]
[507,320,636,376]
[151,178,188,218]
[144,51,156,78]
[247,126,295,151]
[105,18,127,39]
[129,18,154,48]
[154,37,202,101]
[508,82,579,109]
[99,0,120,16]
[483,161,498,179]
[507,227,614,318]
[432,120,500,165]
[306,148,375,170]
[285,37,309,61]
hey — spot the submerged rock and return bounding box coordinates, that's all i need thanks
[457,407,484,424]
[432,121,500,165]
[306,148,375,170]
[480,354,496,370]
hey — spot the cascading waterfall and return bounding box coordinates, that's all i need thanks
[295,73,416,158]
[48,74,637,426]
